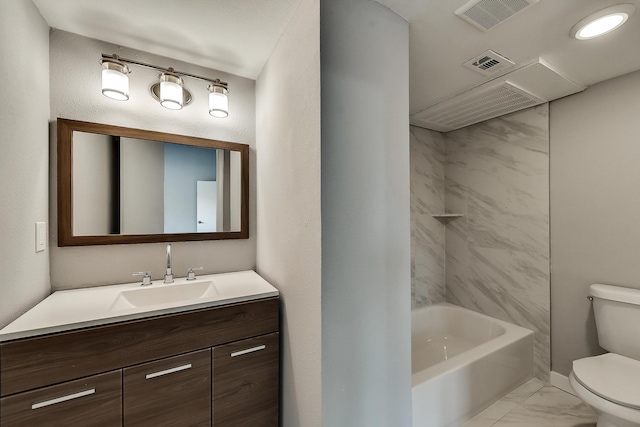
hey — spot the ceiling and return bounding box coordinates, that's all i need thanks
[377,0,640,113]
[33,0,640,117]
[32,0,301,80]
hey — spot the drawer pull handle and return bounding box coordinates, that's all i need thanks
[231,345,266,357]
[146,363,192,379]
[32,388,96,410]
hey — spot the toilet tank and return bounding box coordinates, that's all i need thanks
[590,284,640,360]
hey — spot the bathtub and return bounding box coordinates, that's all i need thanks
[412,303,534,427]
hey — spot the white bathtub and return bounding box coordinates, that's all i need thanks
[412,303,534,427]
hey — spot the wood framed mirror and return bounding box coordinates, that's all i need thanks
[57,118,249,246]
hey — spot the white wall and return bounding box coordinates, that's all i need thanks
[230,151,242,232]
[73,132,113,235]
[0,0,51,328]
[550,70,640,376]
[256,0,322,424]
[120,138,164,234]
[49,30,257,289]
[320,1,412,425]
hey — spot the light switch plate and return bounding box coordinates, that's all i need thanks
[36,222,46,252]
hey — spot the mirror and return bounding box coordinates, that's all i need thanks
[57,118,249,246]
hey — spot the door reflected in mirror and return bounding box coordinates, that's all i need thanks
[58,119,249,246]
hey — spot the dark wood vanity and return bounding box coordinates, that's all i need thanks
[0,297,279,426]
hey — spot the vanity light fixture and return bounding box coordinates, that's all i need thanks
[155,71,187,110]
[100,58,130,101]
[100,53,228,117]
[570,4,636,40]
[207,79,229,118]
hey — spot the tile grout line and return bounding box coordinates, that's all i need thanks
[488,383,543,427]
[463,379,546,427]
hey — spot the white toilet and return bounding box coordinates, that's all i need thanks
[570,284,640,427]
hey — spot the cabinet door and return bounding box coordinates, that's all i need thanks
[0,370,122,427]
[123,348,211,427]
[213,332,279,426]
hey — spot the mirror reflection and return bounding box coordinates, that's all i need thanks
[73,133,242,236]
[57,118,249,246]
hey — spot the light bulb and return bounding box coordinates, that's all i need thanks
[159,74,184,110]
[571,4,635,40]
[101,62,129,101]
[208,84,228,118]
[578,14,626,39]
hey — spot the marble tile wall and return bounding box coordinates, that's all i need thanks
[444,104,551,381]
[410,126,446,308]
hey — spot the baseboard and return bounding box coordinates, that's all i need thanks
[550,371,575,396]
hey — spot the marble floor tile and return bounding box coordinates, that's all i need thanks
[461,395,520,427]
[462,379,544,427]
[500,378,546,404]
[463,382,596,427]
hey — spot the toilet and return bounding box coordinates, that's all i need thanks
[570,284,640,427]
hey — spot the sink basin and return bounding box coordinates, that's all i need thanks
[110,280,218,311]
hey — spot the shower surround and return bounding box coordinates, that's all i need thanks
[410,127,445,307]
[410,104,550,381]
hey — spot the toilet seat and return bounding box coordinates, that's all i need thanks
[573,353,640,410]
[569,371,640,427]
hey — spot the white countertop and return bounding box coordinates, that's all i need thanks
[0,270,279,342]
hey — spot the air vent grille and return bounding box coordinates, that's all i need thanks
[463,50,515,76]
[411,82,544,132]
[477,58,500,70]
[455,0,539,31]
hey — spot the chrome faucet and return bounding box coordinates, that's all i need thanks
[132,271,152,286]
[164,244,174,284]
[187,266,203,281]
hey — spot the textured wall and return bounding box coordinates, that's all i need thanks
[49,30,256,289]
[444,104,550,381]
[410,126,446,308]
[321,0,412,425]
[550,70,640,376]
[0,0,51,328]
[73,132,113,235]
[255,0,322,425]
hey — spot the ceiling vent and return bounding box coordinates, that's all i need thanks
[411,82,542,133]
[455,0,540,31]
[410,58,585,132]
[463,50,515,76]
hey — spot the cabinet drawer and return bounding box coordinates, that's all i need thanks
[0,370,122,427]
[1,297,279,396]
[124,349,211,426]
[213,332,279,426]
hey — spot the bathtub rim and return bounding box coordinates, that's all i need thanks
[411,303,534,386]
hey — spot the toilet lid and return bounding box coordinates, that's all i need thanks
[573,353,640,410]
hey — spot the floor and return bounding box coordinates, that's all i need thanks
[462,378,597,427]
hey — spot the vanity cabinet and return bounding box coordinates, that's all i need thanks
[213,332,279,426]
[124,349,211,426]
[0,370,122,427]
[0,297,279,426]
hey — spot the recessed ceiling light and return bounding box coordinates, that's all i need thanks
[570,4,636,40]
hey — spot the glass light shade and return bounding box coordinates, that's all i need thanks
[102,68,129,101]
[159,74,184,110]
[208,86,228,118]
[577,14,626,39]
[571,5,635,40]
